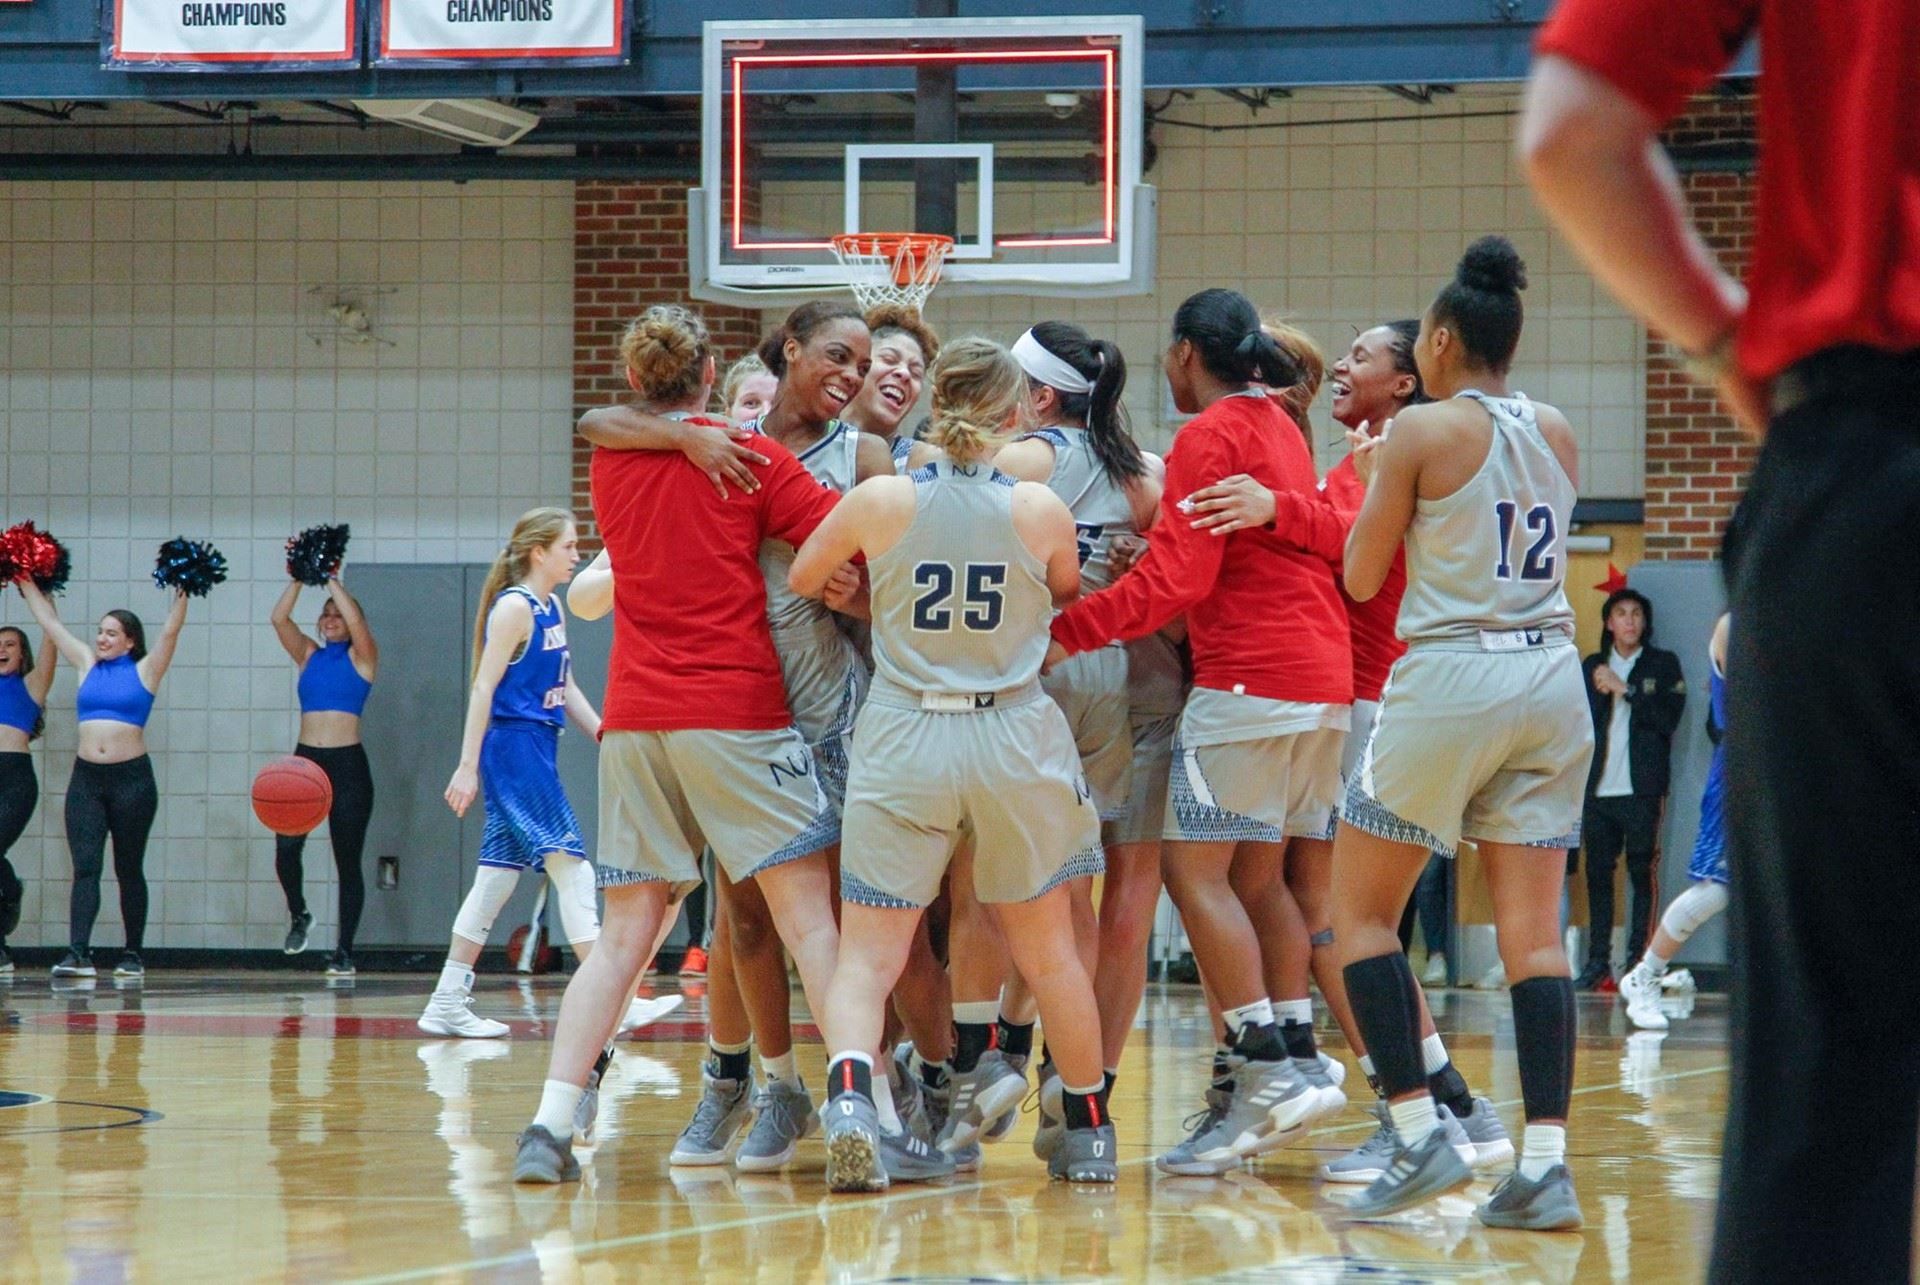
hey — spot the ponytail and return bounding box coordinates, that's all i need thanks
[1172,288,1304,389]
[472,507,573,675]
[927,337,1027,466]
[1016,322,1145,486]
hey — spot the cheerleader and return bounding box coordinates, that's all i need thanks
[21,581,190,980]
[268,571,377,977]
[421,508,605,1039]
[0,620,55,976]
[1619,612,1731,1030]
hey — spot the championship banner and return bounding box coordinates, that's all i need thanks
[373,0,625,66]
[103,0,357,68]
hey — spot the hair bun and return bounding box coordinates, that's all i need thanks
[1456,235,1528,295]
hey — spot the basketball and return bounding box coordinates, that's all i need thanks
[505,923,558,975]
[250,757,332,836]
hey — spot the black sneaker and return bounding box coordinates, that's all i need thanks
[285,911,313,955]
[323,951,356,978]
[52,950,96,978]
[113,952,145,979]
[1572,962,1611,992]
[0,867,21,937]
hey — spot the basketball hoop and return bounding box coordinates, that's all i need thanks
[829,232,954,313]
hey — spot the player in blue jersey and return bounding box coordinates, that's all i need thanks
[420,508,606,1040]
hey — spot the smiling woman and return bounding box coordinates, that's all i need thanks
[842,305,941,471]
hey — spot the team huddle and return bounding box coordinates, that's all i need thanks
[429,233,1593,1229]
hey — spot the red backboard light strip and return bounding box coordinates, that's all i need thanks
[728,46,1118,254]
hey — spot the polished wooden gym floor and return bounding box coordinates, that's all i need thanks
[0,968,1723,1282]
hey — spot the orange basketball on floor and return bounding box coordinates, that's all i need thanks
[506,923,558,975]
[251,756,333,836]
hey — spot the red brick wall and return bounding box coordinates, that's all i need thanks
[571,181,765,548]
[1642,95,1761,561]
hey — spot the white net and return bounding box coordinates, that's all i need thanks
[829,233,953,312]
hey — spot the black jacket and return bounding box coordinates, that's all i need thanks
[1583,645,1687,799]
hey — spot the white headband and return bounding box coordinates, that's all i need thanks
[1012,329,1095,396]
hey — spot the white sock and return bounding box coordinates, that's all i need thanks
[1388,1095,1438,1147]
[533,1079,582,1136]
[873,1070,902,1133]
[1641,952,1670,978]
[953,1000,1000,1025]
[1520,1123,1566,1180]
[762,1049,798,1086]
[1421,1033,1450,1076]
[1221,998,1275,1040]
[435,961,473,998]
[1358,1054,1376,1078]
[1275,998,1313,1027]
[710,1037,751,1056]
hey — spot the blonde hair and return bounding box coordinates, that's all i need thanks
[1263,319,1326,442]
[721,352,771,414]
[473,507,574,673]
[863,304,941,364]
[620,305,710,405]
[926,337,1027,466]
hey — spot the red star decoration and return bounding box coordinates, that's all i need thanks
[1594,563,1628,595]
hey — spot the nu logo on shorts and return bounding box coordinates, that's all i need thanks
[768,751,814,789]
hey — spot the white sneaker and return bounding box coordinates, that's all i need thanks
[1475,960,1507,991]
[1619,965,1669,1030]
[618,993,686,1035]
[418,992,510,1039]
[1660,968,1696,992]
[1422,953,1449,986]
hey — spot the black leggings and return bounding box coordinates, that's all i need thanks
[67,755,158,953]
[0,752,37,946]
[274,743,373,953]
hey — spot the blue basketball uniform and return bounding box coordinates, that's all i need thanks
[478,587,584,870]
[1687,651,1730,886]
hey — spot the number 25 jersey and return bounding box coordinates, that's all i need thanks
[868,461,1056,695]
[1395,390,1577,646]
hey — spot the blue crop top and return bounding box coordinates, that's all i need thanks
[75,655,155,727]
[298,641,373,716]
[0,673,40,735]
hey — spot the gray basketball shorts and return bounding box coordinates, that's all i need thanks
[772,617,869,813]
[840,694,1102,909]
[1042,644,1133,822]
[1314,697,1381,841]
[1166,724,1346,844]
[1105,708,1178,846]
[596,726,839,894]
[1342,642,1594,857]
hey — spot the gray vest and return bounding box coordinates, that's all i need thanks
[1018,426,1138,594]
[759,420,861,634]
[1397,390,1577,646]
[869,460,1055,695]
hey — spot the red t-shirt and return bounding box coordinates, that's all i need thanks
[1319,458,1407,704]
[1536,0,1920,378]
[592,430,840,731]
[1052,394,1352,705]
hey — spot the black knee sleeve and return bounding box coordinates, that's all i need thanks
[1509,975,1576,1122]
[1342,951,1426,1098]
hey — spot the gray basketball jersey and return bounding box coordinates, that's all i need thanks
[1396,391,1577,645]
[869,461,1055,694]
[890,434,915,475]
[1019,427,1138,593]
[760,420,861,632]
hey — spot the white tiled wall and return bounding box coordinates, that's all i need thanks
[0,180,575,952]
[912,87,1646,495]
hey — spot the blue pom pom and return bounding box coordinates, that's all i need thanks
[285,523,351,586]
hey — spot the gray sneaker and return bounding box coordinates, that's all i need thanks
[1321,1099,1399,1184]
[669,1072,753,1166]
[513,1125,580,1184]
[983,1052,1028,1142]
[1455,1096,1514,1170]
[1049,1124,1118,1183]
[824,1093,888,1193]
[1476,1164,1584,1230]
[879,1126,956,1183]
[1155,1088,1235,1176]
[1294,1055,1348,1122]
[1222,1057,1320,1158]
[1343,1126,1474,1220]
[284,911,312,955]
[939,1050,1027,1153]
[1437,1104,1476,1167]
[736,1077,816,1173]
[572,1067,601,1147]
[1030,1069,1065,1163]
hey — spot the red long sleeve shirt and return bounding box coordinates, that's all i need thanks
[592,433,840,731]
[1537,0,1920,379]
[1052,394,1352,705]
[1258,456,1408,704]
